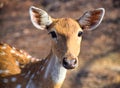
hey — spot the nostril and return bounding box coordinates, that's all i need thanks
[63,57,68,66]
[72,59,77,65]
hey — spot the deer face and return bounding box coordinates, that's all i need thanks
[29,6,105,69]
[48,18,82,69]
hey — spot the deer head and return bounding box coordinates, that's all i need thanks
[29,6,105,70]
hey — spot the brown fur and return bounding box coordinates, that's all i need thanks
[0,43,31,77]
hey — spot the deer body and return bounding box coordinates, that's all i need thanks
[0,6,105,88]
[0,44,66,88]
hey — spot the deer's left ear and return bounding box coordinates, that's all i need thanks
[78,8,105,30]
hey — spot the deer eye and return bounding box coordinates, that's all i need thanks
[49,31,57,38]
[78,31,83,37]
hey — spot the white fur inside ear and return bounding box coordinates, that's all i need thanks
[79,8,105,30]
[29,6,52,30]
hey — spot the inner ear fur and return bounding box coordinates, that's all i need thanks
[29,6,53,30]
[78,8,105,30]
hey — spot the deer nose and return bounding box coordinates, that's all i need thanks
[62,57,77,69]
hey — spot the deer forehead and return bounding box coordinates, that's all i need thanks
[51,18,82,36]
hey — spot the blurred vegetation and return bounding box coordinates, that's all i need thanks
[0,0,120,88]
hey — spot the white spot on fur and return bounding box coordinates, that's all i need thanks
[20,50,23,53]
[36,58,40,61]
[3,78,8,83]
[16,53,21,56]
[31,57,40,62]
[16,61,19,66]
[16,84,22,88]
[11,77,17,82]
[0,70,9,74]
[12,47,16,50]
[1,46,7,49]
[11,49,15,53]
[27,55,32,59]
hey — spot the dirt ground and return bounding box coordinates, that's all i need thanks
[0,0,120,88]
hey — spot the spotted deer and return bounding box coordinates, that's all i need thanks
[0,6,105,88]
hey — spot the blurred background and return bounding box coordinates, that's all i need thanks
[0,0,120,88]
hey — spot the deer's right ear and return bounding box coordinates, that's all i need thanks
[29,6,53,30]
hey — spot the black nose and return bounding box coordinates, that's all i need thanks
[62,57,77,69]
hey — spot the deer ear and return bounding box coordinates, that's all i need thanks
[78,8,105,30]
[29,6,53,30]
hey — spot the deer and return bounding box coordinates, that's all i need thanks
[0,6,105,88]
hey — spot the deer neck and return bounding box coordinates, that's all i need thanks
[44,51,67,85]
[24,50,67,88]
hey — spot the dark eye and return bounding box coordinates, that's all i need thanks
[49,31,57,38]
[78,31,83,37]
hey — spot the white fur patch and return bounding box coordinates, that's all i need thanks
[1,46,7,49]
[16,84,22,88]
[11,77,17,82]
[44,55,67,83]
[10,49,15,53]
[27,55,32,59]
[16,61,19,66]
[51,56,67,83]
[0,70,9,74]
